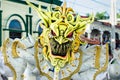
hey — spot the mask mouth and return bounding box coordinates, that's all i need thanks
[50,38,72,58]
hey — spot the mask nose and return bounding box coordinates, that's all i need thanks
[55,36,63,44]
[61,16,65,22]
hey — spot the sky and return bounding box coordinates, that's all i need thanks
[60,0,120,16]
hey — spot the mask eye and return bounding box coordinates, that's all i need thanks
[53,11,61,19]
[67,32,73,38]
[51,30,56,36]
[67,14,74,22]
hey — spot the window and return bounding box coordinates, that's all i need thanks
[102,31,110,44]
[9,19,22,39]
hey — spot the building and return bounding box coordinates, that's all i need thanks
[0,0,62,46]
[86,20,120,49]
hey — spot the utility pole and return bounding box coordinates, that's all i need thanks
[110,0,117,52]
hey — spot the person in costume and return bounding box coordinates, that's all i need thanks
[1,0,120,80]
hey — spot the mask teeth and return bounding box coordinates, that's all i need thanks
[50,39,71,57]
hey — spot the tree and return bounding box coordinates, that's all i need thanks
[117,13,120,18]
[95,11,109,20]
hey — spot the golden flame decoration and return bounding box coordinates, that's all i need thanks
[1,39,17,80]
[55,2,74,16]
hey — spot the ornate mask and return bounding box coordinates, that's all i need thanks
[26,0,94,69]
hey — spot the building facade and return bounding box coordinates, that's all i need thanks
[0,0,62,46]
[87,20,120,49]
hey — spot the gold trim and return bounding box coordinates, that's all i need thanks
[34,41,53,80]
[95,46,101,69]
[12,41,20,58]
[1,38,17,80]
[93,43,109,80]
[62,49,83,80]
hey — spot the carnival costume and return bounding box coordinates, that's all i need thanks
[0,0,120,80]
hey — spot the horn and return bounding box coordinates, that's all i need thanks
[26,0,49,27]
[74,14,94,34]
[80,13,94,23]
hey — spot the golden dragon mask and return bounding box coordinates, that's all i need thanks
[26,0,94,68]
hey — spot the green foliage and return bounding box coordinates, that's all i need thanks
[95,11,109,20]
[117,13,120,18]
